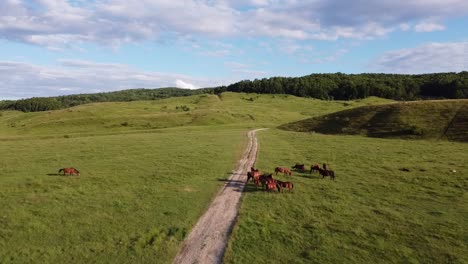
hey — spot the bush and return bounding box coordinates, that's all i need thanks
[176,105,190,111]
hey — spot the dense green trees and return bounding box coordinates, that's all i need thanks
[0,97,61,112]
[222,72,468,100]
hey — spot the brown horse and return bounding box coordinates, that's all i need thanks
[310,164,321,174]
[259,174,274,190]
[275,167,292,176]
[291,163,305,172]
[318,168,335,180]
[58,167,80,176]
[276,180,294,192]
[265,178,281,192]
[247,167,263,188]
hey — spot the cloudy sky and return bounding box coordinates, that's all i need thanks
[1,0,467,99]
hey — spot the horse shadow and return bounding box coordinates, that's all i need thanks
[47,173,62,176]
[225,171,244,176]
[242,184,262,193]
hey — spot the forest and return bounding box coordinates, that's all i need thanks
[220,72,468,100]
[1,72,467,112]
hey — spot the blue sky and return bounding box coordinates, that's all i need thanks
[1,0,467,99]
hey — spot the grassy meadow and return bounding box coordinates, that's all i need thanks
[1,92,466,263]
[224,129,468,263]
[0,127,247,263]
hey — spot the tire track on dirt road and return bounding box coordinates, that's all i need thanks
[173,128,267,264]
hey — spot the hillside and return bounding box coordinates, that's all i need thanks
[0,93,393,138]
[280,99,468,142]
[0,87,216,112]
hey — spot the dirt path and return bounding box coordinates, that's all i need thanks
[173,128,267,264]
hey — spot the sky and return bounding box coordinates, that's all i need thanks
[1,0,468,99]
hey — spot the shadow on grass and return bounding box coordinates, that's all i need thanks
[47,173,79,177]
[47,173,63,176]
[242,184,263,193]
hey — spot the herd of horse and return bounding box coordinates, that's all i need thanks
[246,163,335,193]
[247,167,293,192]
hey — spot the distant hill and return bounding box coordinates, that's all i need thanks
[0,87,216,112]
[280,100,468,142]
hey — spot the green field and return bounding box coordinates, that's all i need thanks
[1,92,466,263]
[224,129,468,263]
[0,127,247,263]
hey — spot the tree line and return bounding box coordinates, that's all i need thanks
[216,72,468,100]
[0,87,213,112]
[1,72,467,112]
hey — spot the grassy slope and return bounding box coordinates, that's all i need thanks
[0,93,389,263]
[224,129,468,264]
[0,93,392,138]
[281,99,468,142]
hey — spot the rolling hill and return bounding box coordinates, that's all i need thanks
[0,93,393,138]
[280,99,468,142]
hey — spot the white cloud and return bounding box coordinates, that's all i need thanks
[0,60,225,98]
[372,42,468,73]
[1,0,467,48]
[175,79,198,90]
[414,21,446,32]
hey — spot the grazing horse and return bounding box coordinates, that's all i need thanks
[318,168,335,180]
[265,178,280,192]
[276,180,294,192]
[251,167,260,173]
[247,168,263,188]
[310,164,321,174]
[291,163,305,171]
[275,167,292,176]
[323,163,328,171]
[259,174,274,190]
[58,167,80,176]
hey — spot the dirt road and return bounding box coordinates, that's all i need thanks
[173,128,267,264]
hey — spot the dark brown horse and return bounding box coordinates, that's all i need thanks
[58,167,80,176]
[291,163,305,171]
[259,174,274,189]
[318,168,335,180]
[251,167,260,173]
[310,164,321,174]
[276,180,294,192]
[275,167,292,176]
